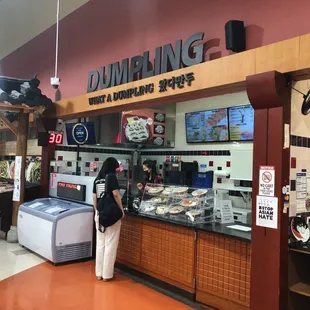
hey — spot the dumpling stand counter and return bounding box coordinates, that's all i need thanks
[116,184,251,310]
[42,34,302,310]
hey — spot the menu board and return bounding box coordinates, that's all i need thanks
[186,109,229,143]
[229,105,254,141]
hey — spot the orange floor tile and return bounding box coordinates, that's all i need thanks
[0,261,193,310]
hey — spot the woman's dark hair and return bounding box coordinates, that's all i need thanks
[143,159,158,180]
[96,157,119,180]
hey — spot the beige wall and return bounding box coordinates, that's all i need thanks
[290,80,310,221]
[0,139,41,156]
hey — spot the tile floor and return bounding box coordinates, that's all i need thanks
[0,239,45,281]
[0,240,197,310]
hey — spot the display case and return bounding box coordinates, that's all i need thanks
[139,183,215,224]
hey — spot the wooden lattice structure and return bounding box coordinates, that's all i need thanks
[0,76,54,227]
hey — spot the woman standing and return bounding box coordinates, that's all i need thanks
[137,159,163,192]
[93,157,124,281]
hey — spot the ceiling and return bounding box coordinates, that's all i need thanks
[0,0,89,60]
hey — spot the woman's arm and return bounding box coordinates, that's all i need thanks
[93,193,97,212]
[112,189,125,218]
[137,183,144,190]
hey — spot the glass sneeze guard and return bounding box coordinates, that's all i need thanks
[140,183,215,224]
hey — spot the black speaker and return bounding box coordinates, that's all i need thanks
[37,132,49,147]
[225,20,246,53]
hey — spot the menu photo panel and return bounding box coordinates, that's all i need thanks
[228,105,254,141]
[185,108,229,143]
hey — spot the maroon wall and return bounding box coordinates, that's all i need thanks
[1,0,310,101]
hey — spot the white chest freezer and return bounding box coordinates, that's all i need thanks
[18,198,94,263]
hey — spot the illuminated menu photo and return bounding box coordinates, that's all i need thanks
[185,108,229,143]
[228,105,254,141]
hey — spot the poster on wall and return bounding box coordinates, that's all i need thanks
[51,173,57,189]
[256,195,278,229]
[0,157,41,184]
[259,166,275,197]
[12,156,22,202]
[0,160,14,179]
[296,172,308,213]
[121,109,166,146]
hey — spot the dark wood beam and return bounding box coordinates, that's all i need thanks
[0,113,18,135]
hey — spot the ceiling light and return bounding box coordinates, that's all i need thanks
[291,86,310,115]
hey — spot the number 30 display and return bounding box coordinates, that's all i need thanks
[48,133,63,144]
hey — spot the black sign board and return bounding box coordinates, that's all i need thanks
[57,182,86,202]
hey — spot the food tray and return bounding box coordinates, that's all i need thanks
[140,183,215,224]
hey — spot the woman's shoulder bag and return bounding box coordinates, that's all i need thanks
[97,174,123,233]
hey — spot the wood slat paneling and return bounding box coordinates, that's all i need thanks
[117,216,143,266]
[196,232,251,309]
[255,37,300,74]
[140,219,195,291]
[116,217,196,293]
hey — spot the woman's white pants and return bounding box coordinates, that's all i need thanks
[95,214,121,279]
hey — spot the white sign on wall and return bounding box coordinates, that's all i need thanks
[13,156,22,202]
[256,195,278,229]
[296,172,307,213]
[259,166,275,197]
[256,196,278,229]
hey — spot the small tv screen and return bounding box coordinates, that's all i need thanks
[185,108,229,143]
[66,122,96,145]
[228,105,254,141]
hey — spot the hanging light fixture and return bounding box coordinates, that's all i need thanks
[50,0,61,89]
[290,85,310,115]
[301,89,310,115]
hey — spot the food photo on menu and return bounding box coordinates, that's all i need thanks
[228,105,254,141]
[121,109,166,146]
[185,108,229,143]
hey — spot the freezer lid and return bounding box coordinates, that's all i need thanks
[21,198,91,217]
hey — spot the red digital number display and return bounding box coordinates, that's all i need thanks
[48,132,63,145]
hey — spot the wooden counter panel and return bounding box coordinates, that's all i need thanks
[196,232,251,309]
[117,216,142,266]
[140,219,195,292]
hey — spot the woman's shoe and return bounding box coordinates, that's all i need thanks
[102,276,115,282]
[96,276,103,281]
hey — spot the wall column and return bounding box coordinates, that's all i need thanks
[246,71,291,310]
